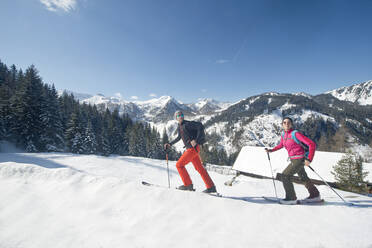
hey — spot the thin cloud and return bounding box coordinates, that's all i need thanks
[130,96,139,100]
[114,92,123,99]
[149,93,157,98]
[232,36,248,62]
[40,0,77,12]
[216,59,230,64]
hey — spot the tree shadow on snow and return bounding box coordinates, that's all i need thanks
[0,153,68,170]
[119,156,178,176]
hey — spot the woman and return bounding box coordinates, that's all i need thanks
[266,117,321,204]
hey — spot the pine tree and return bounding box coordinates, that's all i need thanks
[11,65,44,151]
[65,109,84,153]
[147,127,163,159]
[59,91,78,135]
[161,129,179,160]
[162,129,169,145]
[120,114,132,155]
[109,109,124,155]
[100,128,110,156]
[128,123,146,157]
[332,151,369,193]
[330,124,348,152]
[81,119,97,154]
[317,135,330,152]
[40,84,64,151]
[0,63,10,141]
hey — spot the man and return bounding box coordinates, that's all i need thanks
[266,117,321,204]
[164,110,217,193]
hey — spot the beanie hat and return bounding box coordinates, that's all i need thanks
[174,110,184,119]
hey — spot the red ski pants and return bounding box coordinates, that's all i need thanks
[176,145,214,189]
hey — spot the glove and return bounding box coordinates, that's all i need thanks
[164,143,171,150]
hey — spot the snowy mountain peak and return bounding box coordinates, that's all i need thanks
[262,92,280,96]
[187,98,232,114]
[135,95,177,107]
[293,92,313,98]
[326,80,372,105]
[57,90,93,102]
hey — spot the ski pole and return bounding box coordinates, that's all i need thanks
[265,149,278,199]
[308,166,352,205]
[165,148,170,188]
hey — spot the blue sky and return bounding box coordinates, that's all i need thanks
[1,0,372,103]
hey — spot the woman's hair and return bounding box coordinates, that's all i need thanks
[282,117,293,124]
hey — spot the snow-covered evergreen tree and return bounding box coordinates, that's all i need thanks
[40,84,64,151]
[71,132,84,154]
[11,65,44,151]
[108,109,124,155]
[82,120,97,154]
[146,127,163,159]
[0,62,11,142]
[128,123,146,157]
[332,151,369,192]
[65,109,84,154]
[100,128,110,156]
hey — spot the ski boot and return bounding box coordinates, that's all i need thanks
[202,185,217,194]
[177,184,194,191]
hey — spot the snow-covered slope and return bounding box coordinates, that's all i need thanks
[326,80,372,105]
[1,151,372,248]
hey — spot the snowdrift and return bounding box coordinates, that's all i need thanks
[0,152,372,248]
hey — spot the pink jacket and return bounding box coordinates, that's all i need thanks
[271,129,316,161]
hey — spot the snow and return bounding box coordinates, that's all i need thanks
[57,90,93,101]
[249,96,260,104]
[326,80,372,105]
[134,96,174,108]
[293,92,313,98]
[1,147,372,248]
[279,102,296,111]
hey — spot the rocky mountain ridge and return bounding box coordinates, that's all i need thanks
[59,80,372,158]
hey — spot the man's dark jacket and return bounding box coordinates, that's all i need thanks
[169,120,204,149]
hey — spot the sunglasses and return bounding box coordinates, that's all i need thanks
[282,121,292,124]
[176,114,184,118]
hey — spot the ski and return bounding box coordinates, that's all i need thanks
[141,181,221,197]
[297,199,325,205]
[262,196,280,203]
[262,196,325,205]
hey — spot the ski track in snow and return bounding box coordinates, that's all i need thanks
[0,152,372,248]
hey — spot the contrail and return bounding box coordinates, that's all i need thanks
[232,36,248,63]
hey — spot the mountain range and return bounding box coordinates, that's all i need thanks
[60,80,372,158]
